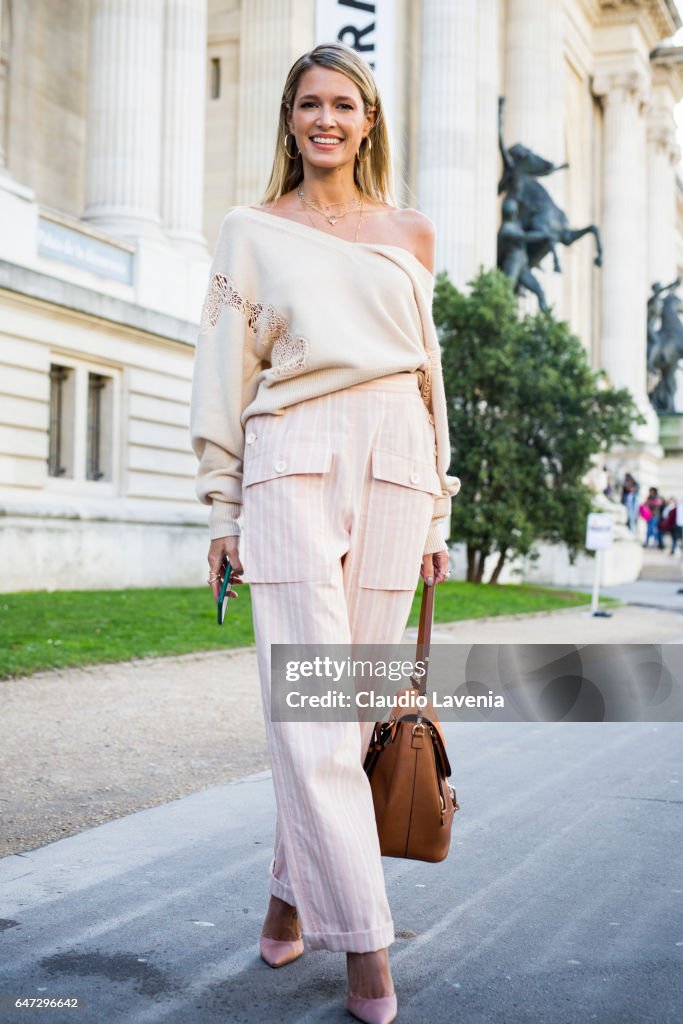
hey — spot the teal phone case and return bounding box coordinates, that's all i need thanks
[217,560,233,625]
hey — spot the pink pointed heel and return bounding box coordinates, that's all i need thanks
[258,935,304,968]
[345,991,398,1024]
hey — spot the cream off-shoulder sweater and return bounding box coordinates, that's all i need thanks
[189,206,461,555]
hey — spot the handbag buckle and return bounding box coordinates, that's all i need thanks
[448,784,460,811]
[412,723,425,737]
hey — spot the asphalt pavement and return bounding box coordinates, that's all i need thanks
[1,587,682,1023]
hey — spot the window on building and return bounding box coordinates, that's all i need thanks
[86,372,114,480]
[48,364,75,478]
[47,358,118,491]
[210,57,221,99]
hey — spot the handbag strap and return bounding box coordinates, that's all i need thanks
[414,582,435,715]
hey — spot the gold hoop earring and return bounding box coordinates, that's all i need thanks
[283,133,299,160]
[356,135,372,163]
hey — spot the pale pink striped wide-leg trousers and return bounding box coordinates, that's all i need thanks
[241,372,440,953]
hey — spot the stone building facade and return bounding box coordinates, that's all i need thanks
[1,0,683,590]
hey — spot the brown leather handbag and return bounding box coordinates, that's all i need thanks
[362,581,460,862]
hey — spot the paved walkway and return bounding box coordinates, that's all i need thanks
[571,578,683,618]
[4,601,683,857]
[1,588,682,1022]
[575,546,683,615]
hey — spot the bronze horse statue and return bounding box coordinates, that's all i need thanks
[498,97,603,308]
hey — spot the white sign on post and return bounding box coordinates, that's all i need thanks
[585,512,614,550]
[585,512,614,616]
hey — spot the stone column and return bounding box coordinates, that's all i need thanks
[646,114,678,288]
[235,0,314,206]
[647,52,683,415]
[646,57,683,288]
[503,0,565,311]
[0,0,10,175]
[475,0,501,274]
[593,70,656,441]
[82,0,165,239]
[0,0,32,204]
[161,0,208,256]
[503,0,563,157]
[416,0,479,283]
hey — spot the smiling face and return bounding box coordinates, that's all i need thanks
[286,65,375,170]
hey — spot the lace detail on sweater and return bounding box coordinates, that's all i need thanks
[418,363,432,412]
[200,272,309,375]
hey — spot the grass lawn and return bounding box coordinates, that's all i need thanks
[0,582,614,680]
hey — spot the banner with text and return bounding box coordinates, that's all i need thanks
[270,644,683,722]
[315,0,396,146]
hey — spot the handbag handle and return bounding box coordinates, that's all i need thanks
[412,582,435,713]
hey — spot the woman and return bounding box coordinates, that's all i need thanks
[189,42,460,1024]
[660,497,678,553]
[642,487,664,548]
[620,472,639,533]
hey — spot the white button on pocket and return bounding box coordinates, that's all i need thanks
[274,460,287,472]
[410,471,420,484]
[246,432,256,444]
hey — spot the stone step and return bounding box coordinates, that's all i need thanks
[638,550,683,582]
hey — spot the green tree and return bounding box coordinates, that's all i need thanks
[435,268,643,583]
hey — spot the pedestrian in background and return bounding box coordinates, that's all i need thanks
[660,497,681,554]
[660,498,677,552]
[641,487,664,548]
[621,472,639,532]
[674,501,683,556]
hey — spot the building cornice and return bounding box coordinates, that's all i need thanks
[650,44,683,100]
[576,0,604,25]
[651,42,683,66]
[599,0,681,42]
[0,259,198,346]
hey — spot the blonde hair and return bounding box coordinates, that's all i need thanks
[259,41,396,207]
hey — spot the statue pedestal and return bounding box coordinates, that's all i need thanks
[517,541,641,587]
[658,413,683,451]
[448,522,643,587]
[656,414,683,498]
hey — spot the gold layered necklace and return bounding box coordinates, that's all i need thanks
[297,185,365,241]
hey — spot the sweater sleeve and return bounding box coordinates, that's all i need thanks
[421,342,461,557]
[423,521,448,555]
[423,496,458,555]
[189,214,265,539]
